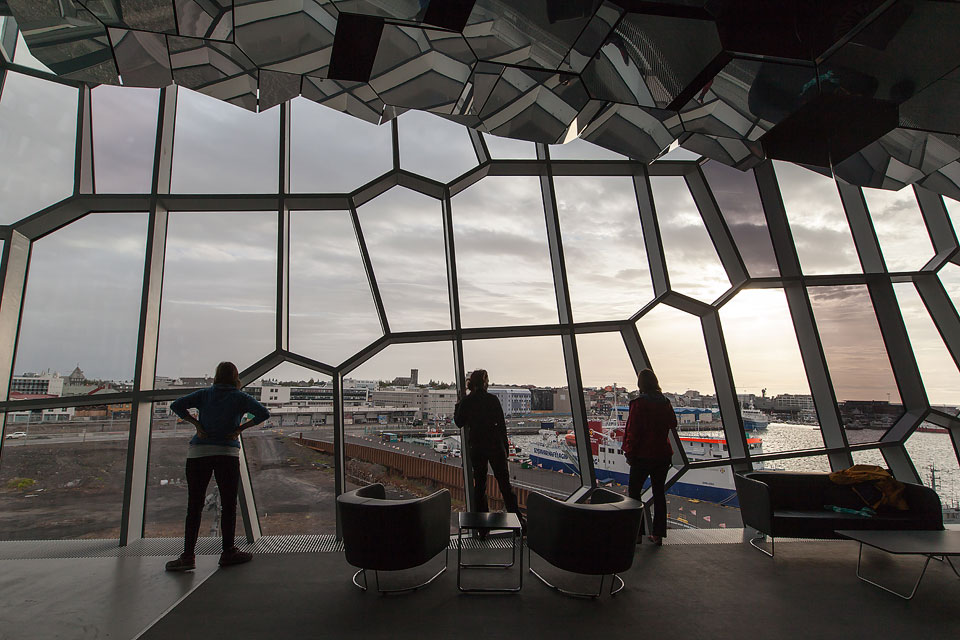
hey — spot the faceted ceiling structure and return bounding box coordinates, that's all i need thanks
[5,0,960,198]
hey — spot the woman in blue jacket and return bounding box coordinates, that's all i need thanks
[165,362,270,572]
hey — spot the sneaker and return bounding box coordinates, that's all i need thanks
[219,548,253,567]
[165,554,196,572]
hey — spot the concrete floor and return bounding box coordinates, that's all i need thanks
[1,532,958,640]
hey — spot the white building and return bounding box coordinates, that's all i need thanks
[489,388,532,417]
[11,372,64,397]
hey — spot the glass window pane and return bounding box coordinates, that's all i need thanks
[92,85,159,194]
[243,364,336,535]
[555,176,653,321]
[13,213,147,400]
[944,196,960,235]
[483,133,536,159]
[720,289,818,454]
[156,211,277,379]
[852,448,887,467]
[767,454,832,473]
[346,342,459,531]
[463,336,579,500]
[549,138,625,160]
[357,187,449,332]
[636,304,715,399]
[863,186,934,272]
[398,110,477,183]
[904,430,959,512]
[808,285,903,435]
[938,262,960,315]
[650,176,731,302]
[0,71,77,224]
[171,88,279,193]
[894,283,960,405]
[289,211,382,365]
[774,161,861,275]
[452,176,558,327]
[574,331,636,493]
[701,161,779,278]
[0,404,130,539]
[144,401,192,538]
[290,97,393,193]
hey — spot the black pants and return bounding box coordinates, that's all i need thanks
[628,458,671,538]
[470,445,520,514]
[184,456,240,555]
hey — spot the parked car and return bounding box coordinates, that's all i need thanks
[4,432,27,440]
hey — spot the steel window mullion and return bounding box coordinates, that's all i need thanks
[686,167,748,287]
[755,161,851,468]
[539,142,594,490]
[701,310,750,468]
[838,181,886,274]
[914,272,960,371]
[441,188,473,512]
[277,103,291,352]
[0,232,30,463]
[914,185,958,257]
[619,322,650,374]
[880,443,922,484]
[332,370,346,537]
[350,205,390,336]
[75,84,94,195]
[754,161,802,279]
[782,283,852,469]
[866,277,929,445]
[633,167,670,296]
[121,209,168,544]
[468,128,489,164]
[120,85,177,545]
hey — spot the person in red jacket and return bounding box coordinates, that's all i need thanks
[622,368,676,545]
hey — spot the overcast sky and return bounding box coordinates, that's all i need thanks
[4,72,960,404]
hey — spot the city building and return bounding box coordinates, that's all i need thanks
[0,4,958,637]
[488,388,532,417]
[10,373,64,397]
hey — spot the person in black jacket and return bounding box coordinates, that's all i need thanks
[454,369,524,533]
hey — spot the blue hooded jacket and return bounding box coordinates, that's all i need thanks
[170,384,270,448]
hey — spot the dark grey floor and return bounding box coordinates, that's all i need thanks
[0,555,219,640]
[137,541,960,640]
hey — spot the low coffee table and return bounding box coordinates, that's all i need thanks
[836,529,960,600]
[457,512,523,593]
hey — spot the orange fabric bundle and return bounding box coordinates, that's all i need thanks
[828,464,909,511]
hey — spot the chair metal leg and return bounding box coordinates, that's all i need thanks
[527,547,621,599]
[855,543,931,601]
[610,574,625,596]
[352,569,368,592]
[355,550,449,595]
[749,534,774,558]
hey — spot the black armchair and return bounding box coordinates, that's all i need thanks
[337,484,451,593]
[526,488,644,597]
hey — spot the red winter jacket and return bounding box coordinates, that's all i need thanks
[621,393,676,462]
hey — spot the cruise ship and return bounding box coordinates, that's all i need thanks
[529,417,763,506]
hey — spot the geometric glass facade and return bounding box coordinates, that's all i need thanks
[2,19,959,543]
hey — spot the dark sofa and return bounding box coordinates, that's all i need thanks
[734,471,943,556]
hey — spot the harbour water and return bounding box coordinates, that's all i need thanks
[512,423,960,509]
